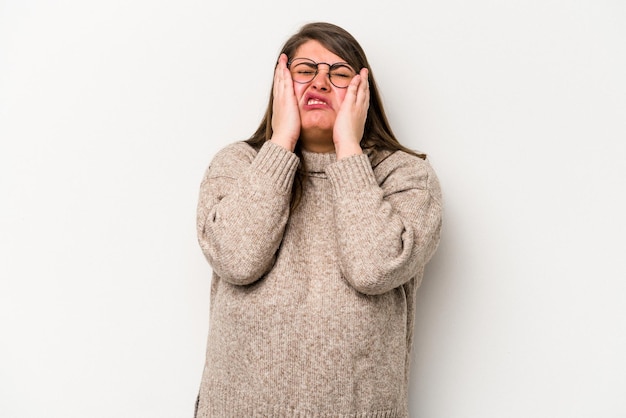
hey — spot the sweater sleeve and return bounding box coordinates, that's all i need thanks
[325,152,443,295]
[196,141,299,285]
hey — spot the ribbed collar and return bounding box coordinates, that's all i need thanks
[298,147,381,176]
[299,148,337,174]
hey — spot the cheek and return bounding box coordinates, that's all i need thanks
[335,89,348,107]
[293,83,307,103]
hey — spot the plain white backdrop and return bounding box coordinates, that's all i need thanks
[1,0,625,417]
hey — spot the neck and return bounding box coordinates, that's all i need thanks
[300,132,335,153]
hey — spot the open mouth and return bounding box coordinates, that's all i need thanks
[307,98,327,106]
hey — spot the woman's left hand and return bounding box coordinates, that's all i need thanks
[333,68,369,160]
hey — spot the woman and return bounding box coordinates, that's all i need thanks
[195,22,442,417]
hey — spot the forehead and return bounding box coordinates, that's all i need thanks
[293,40,345,63]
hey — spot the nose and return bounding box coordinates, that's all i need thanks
[311,64,332,91]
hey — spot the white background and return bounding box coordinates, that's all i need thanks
[1,1,625,417]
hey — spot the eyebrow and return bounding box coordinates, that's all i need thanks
[291,60,317,66]
[291,58,354,70]
[329,63,353,69]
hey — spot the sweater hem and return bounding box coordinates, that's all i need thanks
[196,385,406,418]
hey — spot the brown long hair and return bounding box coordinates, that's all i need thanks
[246,22,425,208]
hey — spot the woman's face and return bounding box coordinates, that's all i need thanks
[290,40,354,151]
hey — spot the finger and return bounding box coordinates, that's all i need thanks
[361,68,369,93]
[275,53,288,71]
[274,54,291,96]
[357,68,368,93]
[345,74,361,104]
[356,68,370,106]
[274,56,284,90]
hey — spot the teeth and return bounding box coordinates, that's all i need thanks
[308,99,326,105]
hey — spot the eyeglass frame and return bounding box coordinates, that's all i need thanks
[287,57,357,89]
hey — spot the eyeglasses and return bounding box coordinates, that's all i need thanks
[287,58,356,89]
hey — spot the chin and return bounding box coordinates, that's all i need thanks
[301,124,333,137]
[301,118,334,134]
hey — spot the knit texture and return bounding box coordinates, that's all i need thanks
[195,140,443,417]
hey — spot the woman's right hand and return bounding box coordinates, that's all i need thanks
[270,53,300,152]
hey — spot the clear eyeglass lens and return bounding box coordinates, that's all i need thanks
[289,58,355,88]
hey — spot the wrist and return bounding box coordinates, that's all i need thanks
[335,142,363,160]
[270,136,297,152]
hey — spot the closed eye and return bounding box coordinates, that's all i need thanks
[330,64,355,78]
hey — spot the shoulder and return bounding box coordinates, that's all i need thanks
[368,148,442,201]
[204,141,259,178]
[368,147,439,184]
[210,141,258,165]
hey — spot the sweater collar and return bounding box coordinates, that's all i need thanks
[299,148,337,173]
[298,147,380,174]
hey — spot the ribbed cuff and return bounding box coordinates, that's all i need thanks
[251,141,300,194]
[325,153,377,196]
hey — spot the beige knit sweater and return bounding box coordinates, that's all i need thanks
[195,140,442,417]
